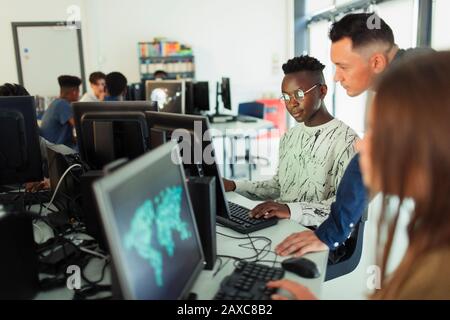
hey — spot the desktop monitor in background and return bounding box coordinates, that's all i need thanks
[194,82,210,112]
[73,101,156,170]
[93,141,204,300]
[0,96,43,185]
[220,77,231,111]
[126,82,145,101]
[146,80,185,114]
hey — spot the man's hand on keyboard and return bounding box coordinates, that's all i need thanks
[275,230,328,257]
[249,201,290,219]
[267,280,317,300]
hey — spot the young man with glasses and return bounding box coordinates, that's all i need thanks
[223,55,359,228]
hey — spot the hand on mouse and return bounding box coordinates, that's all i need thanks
[275,230,328,257]
[267,280,317,300]
[249,201,290,219]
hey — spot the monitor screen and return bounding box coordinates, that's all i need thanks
[194,82,210,112]
[221,78,231,111]
[0,96,43,185]
[146,80,185,114]
[93,142,204,300]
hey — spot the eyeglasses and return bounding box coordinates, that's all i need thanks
[280,83,321,104]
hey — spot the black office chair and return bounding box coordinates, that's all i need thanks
[324,209,368,281]
[228,102,271,179]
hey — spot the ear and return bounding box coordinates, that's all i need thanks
[371,53,388,74]
[320,84,328,99]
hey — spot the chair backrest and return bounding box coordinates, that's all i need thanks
[238,102,265,119]
[324,209,368,282]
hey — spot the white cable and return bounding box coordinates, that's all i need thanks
[78,247,108,260]
[45,164,82,211]
[33,223,44,243]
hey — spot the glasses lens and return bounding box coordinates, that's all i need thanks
[294,89,305,101]
[281,93,290,102]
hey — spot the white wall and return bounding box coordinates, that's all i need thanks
[1,0,293,111]
[0,0,86,85]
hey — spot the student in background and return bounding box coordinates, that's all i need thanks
[268,52,450,300]
[104,72,128,101]
[223,55,359,228]
[80,71,106,102]
[40,75,81,148]
[154,70,168,80]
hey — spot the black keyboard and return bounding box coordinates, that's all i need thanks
[214,261,285,300]
[216,202,278,234]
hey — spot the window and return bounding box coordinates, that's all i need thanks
[306,0,334,15]
[376,0,418,49]
[308,20,334,111]
[432,0,450,50]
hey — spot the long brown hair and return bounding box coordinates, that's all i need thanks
[370,51,450,299]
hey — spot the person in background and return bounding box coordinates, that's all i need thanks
[223,55,359,228]
[80,71,106,102]
[153,70,168,80]
[104,72,128,101]
[268,51,450,300]
[40,75,81,148]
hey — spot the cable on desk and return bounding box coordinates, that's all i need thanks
[217,230,276,263]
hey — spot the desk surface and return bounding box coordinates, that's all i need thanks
[209,118,274,137]
[191,192,328,299]
[35,192,327,300]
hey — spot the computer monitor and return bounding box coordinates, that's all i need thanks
[93,141,204,300]
[146,80,185,114]
[126,82,145,101]
[0,96,43,185]
[193,82,210,113]
[73,101,156,170]
[145,112,231,220]
[220,78,231,111]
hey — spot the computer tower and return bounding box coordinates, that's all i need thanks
[80,171,109,252]
[187,176,217,270]
[0,212,39,299]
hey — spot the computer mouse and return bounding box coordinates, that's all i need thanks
[281,257,320,279]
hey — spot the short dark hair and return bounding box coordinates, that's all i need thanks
[282,55,326,82]
[154,70,168,79]
[329,13,395,49]
[0,83,30,96]
[89,71,106,84]
[58,75,82,89]
[106,72,128,97]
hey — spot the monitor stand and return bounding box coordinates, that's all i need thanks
[208,81,236,123]
[208,113,235,123]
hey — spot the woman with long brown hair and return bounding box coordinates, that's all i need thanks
[267,51,450,300]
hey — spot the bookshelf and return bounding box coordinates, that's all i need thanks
[138,41,195,81]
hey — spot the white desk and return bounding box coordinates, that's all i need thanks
[191,192,328,299]
[209,118,274,179]
[35,192,328,300]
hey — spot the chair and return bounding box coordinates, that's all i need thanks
[324,209,368,281]
[228,102,271,179]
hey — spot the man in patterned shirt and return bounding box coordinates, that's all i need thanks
[223,55,359,228]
